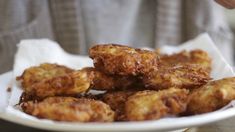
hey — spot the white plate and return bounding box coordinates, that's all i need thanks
[1,72,235,132]
[1,34,235,132]
[0,72,235,132]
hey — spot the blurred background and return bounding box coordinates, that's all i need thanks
[0,0,235,131]
[224,9,235,41]
[225,9,235,30]
[224,9,235,64]
[0,0,235,74]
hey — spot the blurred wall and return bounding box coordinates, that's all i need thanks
[224,9,235,64]
[224,9,235,29]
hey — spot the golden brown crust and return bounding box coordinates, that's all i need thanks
[143,49,212,90]
[101,90,139,121]
[18,47,230,122]
[16,63,74,90]
[186,77,235,115]
[21,67,143,101]
[23,69,93,100]
[160,49,212,72]
[143,64,211,90]
[89,67,143,91]
[125,88,189,121]
[89,44,159,76]
[21,97,115,122]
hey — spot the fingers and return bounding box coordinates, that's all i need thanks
[215,0,235,9]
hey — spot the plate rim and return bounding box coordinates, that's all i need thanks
[1,71,235,131]
[1,106,235,132]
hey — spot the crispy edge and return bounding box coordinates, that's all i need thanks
[83,67,143,91]
[186,77,235,115]
[143,64,211,90]
[160,49,212,72]
[21,97,115,122]
[16,63,74,89]
[101,90,139,121]
[125,88,189,121]
[89,44,159,76]
[24,69,93,100]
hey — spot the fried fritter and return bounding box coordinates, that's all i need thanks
[89,44,159,76]
[101,90,139,121]
[143,49,212,90]
[21,97,115,122]
[22,67,142,100]
[143,64,211,90]
[86,67,143,91]
[160,49,212,72]
[187,77,235,115]
[125,88,189,121]
[16,63,74,89]
[23,68,93,100]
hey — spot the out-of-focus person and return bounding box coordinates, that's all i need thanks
[0,0,234,74]
[216,0,235,9]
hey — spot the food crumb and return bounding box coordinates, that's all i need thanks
[7,87,12,92]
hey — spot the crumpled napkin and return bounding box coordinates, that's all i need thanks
[13,39,93,77]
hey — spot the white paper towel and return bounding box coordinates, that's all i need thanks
[7,33,235,114]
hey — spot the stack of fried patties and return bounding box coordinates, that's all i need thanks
[17,44,235,122]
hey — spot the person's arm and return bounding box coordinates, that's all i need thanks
[215,0,235,9]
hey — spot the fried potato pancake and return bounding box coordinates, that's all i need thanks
[21,67,142,100]
[187,77,235,115]
[16,63,74,89]
[143,64,211,90]
[21,97,115,122]
[89,44,159,76]
[160,49,212,72]
[125,88,189,121]
[18,47,229,122]
[23,68,93,100]
[86,67,143,91]
[101,90,139,121]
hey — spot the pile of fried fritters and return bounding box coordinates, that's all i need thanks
[17,44,235,122]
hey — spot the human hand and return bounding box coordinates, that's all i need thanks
[215,0,235,9]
